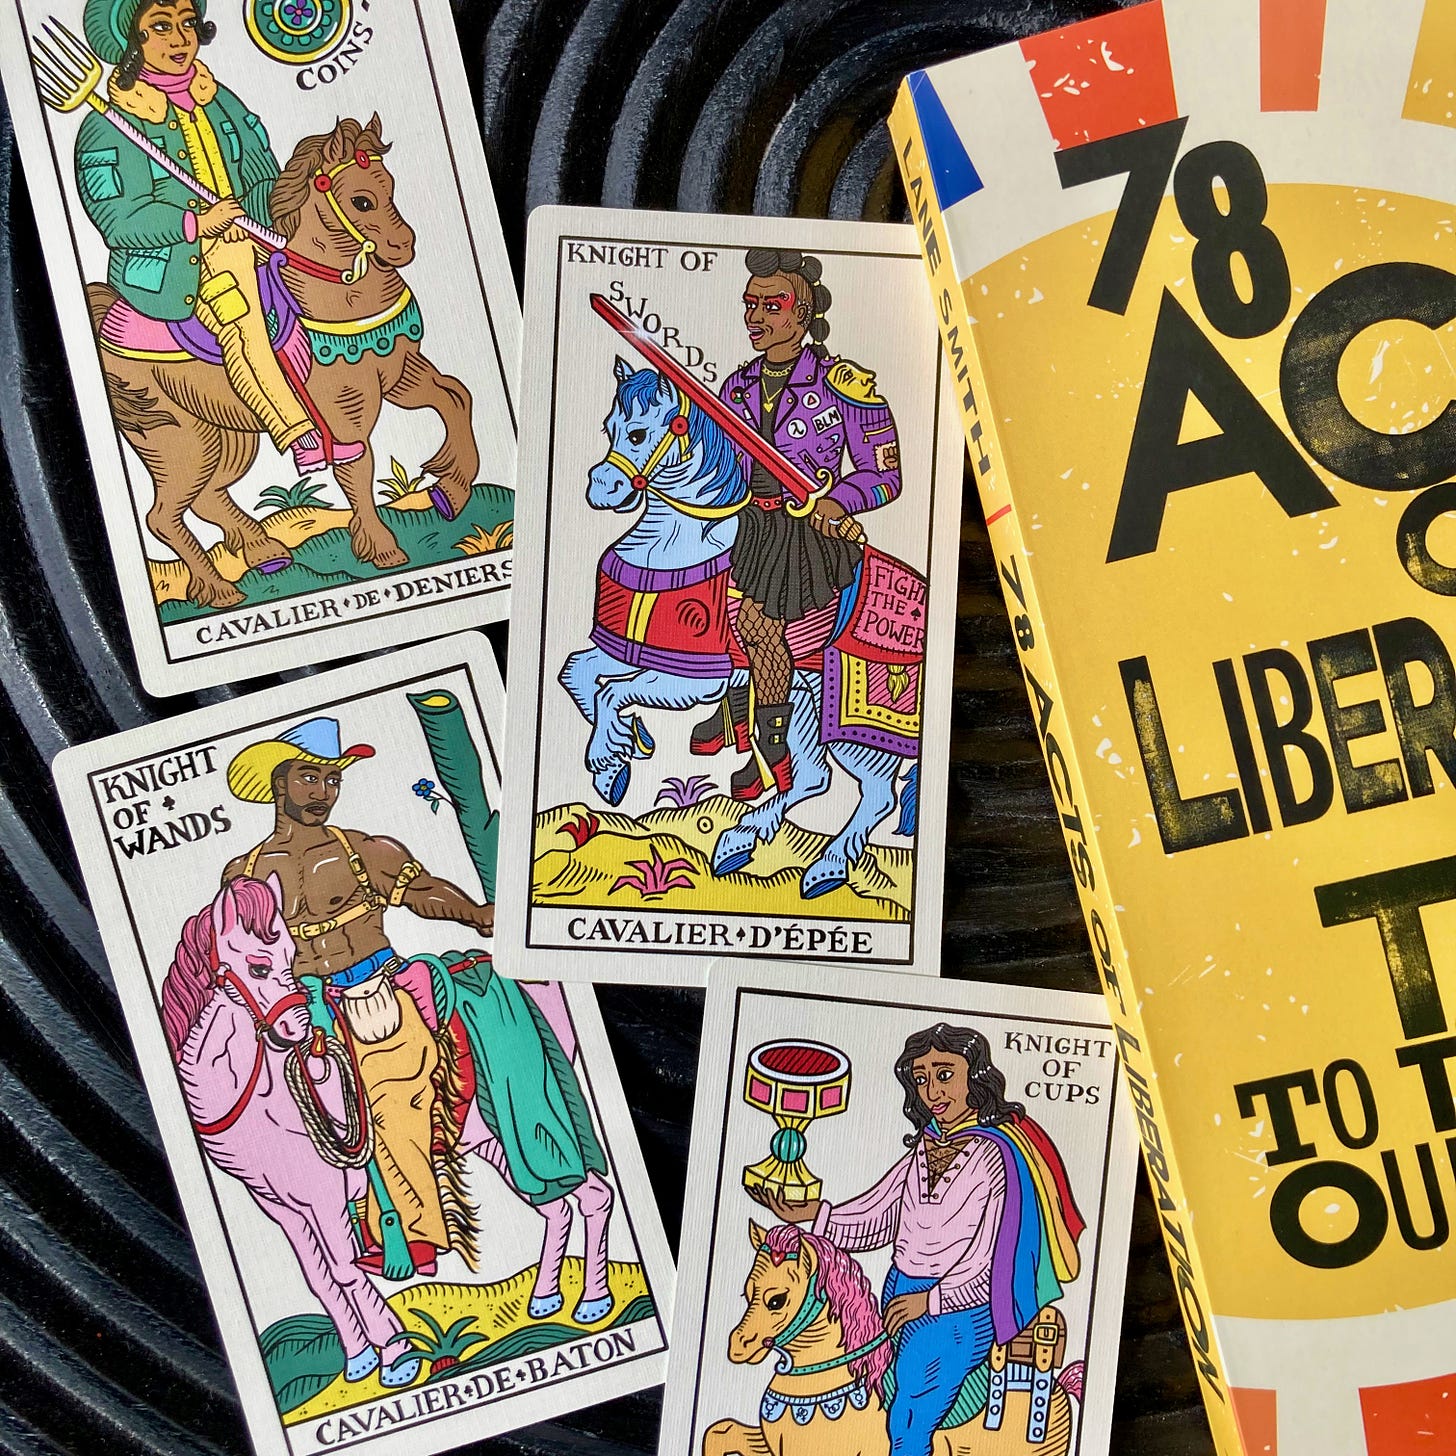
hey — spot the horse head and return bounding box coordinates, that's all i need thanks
[210,876,310,1046]
[730,1219,828,1366]
[273,115,415,273]
[589,360,745,518]
[731,1219,894,1394]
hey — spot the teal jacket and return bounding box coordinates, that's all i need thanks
[74,61,278,320]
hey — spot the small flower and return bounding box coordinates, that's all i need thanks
[413,779,435,799]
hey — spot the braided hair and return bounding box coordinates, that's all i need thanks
[744,246,833,357]
[894,1022,1025,1147]
[114,4,217,91]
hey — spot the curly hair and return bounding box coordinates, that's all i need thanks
[744,246,833,356]
[114,5,217,91]
[894,1022,1024,1147]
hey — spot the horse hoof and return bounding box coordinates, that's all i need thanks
[428,485,458,521]
[345,1347,380,1382]
[572,1294,613,1325]
[380,1353,422,1387]
[257,556,291,575]
[713,830,755,877]
[714,848,752,876]
[801,866,848,900]
[630,717,655,759]
[529,1292,564,1319]
[593,763,629,807]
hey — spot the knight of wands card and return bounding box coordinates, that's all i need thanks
[52,635,674,1456]
[496,207,964,985]
[662,961,1140,1456]
[0,0,519,694]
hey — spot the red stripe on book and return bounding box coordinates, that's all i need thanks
[1019,0,1178,151]
[1361,1371,1456,1453]
[1259,0,1326,112]
[1230,1387,1277,1454]
[985,504,1013,526]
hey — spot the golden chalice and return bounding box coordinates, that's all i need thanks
[741,1039,852,1204]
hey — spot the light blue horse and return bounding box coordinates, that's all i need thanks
[557,361,917,899]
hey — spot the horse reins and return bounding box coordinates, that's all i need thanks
[759,1241,890,1379]
[192,951,306,1137]
[603,389,751,522]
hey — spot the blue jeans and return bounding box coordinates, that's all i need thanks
[882,1267,995,1456]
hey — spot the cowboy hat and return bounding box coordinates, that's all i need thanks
[227,717,373,804]
[83,0,208,65]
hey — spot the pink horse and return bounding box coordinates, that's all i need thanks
[163,876,421,1386]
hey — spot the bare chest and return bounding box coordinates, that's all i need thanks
[249,836,368,919]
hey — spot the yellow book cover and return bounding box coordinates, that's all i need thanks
[891,3,1456,1453]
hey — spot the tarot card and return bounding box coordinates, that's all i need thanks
[662,960,1139,1456]
[496,207,964,985]
[1,0,519,694]
[52,635,672,1456]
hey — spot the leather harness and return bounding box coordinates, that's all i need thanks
[243,825,421,942]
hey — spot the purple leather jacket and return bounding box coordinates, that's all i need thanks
[719,348,902,515]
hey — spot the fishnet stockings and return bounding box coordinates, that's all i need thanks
[737,597,792,705]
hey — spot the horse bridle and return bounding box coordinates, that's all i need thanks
[274,149,384,286]
[758,1241,889,1379]
[192,941,309,1139]
[601,389,749,522]
[308,150,384,284]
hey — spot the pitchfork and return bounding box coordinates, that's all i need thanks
[27,17,287,251]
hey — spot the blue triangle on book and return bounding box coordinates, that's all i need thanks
[908,70,983,211]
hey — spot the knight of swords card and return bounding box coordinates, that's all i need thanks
[495,207,965,986]
[662,960,1139,1456]
[52,635,673,1456]
[0,0,519,694]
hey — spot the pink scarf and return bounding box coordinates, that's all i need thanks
[139,65,199,111]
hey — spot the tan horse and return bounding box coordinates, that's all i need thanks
[87,114,478,610]
[702,1222,1076,1456]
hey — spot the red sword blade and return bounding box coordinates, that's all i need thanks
[590,292,816,506]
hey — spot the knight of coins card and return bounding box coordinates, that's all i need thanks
[662,959,1140,1456]
[496,207,965,986]
[0,0,519,695]
[52,635,673,1456]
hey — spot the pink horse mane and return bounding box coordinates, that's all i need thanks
[763,1223,893,1397]
[161,878,283,1060]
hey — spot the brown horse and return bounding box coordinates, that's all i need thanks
[87,114,478,610]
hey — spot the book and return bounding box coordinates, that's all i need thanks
[890,3,1456,1453]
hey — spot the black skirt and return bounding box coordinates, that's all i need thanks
[732,492,861,621]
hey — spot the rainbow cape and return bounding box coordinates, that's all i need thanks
[930,1113,1085,1344]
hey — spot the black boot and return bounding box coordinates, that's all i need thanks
[731,702,793,802]
[691,684,750,756]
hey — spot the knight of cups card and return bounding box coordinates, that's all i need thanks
[496,207,965,986]
[0,0,519,695]
[662,960,1139,1456]
[53,636,673,1456]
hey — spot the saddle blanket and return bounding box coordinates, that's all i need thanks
[591,547,735,678]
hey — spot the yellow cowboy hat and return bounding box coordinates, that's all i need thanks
[227,716,374,804]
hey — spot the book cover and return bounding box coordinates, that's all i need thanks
[890,2,1456,1452]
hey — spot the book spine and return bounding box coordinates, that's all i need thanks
[889,81,1248,1456]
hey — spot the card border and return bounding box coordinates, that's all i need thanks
[53,637,675,1456]
[0,0,520,694]
[497,206,963,987]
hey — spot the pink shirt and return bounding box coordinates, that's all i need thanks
[813,1134,1007,1316]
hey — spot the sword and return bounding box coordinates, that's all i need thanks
[27,17,288,252]
[589,292,866,544]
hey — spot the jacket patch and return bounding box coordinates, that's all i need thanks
[812,405,842,434]
[874,440,900,473]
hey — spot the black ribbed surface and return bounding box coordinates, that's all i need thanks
[0,1,1213,1451]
